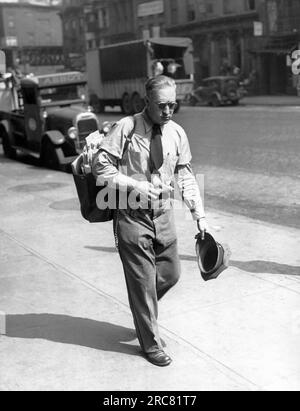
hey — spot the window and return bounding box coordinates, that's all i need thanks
[206,1,214,14]
[87,13,96,23]
[247,0,256,11]
[223,0,236,14]
[171,0,178,25]
[187,0,196,21]
[8,19,15,29]
[99,8,109,29]
[27,33,34,45]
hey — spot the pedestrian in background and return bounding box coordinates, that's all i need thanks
[93,75,208,367]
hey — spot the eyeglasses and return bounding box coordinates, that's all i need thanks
[155,101,178,111]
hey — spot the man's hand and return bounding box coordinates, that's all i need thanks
[197,217,209,240]
[134,181,161,202]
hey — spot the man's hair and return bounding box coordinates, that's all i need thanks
[145,75,176,98]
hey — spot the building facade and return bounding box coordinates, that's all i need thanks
[83,0,137,49]
[252,0,300,94]
[61,0,300,94]
[165,0,262,89]
[0,0,64,75]
[80,0,265,91]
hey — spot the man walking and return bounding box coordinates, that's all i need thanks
[93,76,208,366]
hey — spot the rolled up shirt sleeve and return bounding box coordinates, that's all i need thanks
[176,164,205,220]
[92,118,138,192]
[175,130,205,220]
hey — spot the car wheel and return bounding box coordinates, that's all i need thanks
[174,100,181,113]
[40,138,60,170]
[1,128,17,159]
[211,95,221,107]
[121,93,133,115]
[131,93,145,114]
[189,95,197,106]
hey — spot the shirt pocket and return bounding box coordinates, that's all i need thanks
[125,149,150,176]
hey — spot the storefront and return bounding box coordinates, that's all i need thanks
[252,34,299,94]
[167,12,259,87]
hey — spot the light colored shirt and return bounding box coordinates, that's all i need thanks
[93,110,205,220]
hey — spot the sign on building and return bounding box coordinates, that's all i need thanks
[254,21,263,37]
[5,37,18,47]
[138,1,164,18]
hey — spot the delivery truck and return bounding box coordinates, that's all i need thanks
[87,37,194,114]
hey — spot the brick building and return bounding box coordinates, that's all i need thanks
[0,0,64,75]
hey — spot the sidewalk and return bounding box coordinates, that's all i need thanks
[0,162,300,391]
[243,95,300,107]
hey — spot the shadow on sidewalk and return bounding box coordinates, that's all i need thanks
[231,260,300,276]
[84,249,300,276]
[85,246,117,253]
[5,314,139,356]
[180,254,300,276]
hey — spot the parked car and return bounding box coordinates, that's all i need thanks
[0,72,99,171]
[186,76,246,107]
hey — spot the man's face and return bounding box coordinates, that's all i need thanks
[146,86,177,126]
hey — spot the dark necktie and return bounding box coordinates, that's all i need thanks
[150,124,163,172]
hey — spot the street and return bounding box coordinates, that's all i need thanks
[101,104,300,228]
[0,104,300,391]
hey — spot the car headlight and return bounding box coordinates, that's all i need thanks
[68,127,77,140]
[101,121,112,135]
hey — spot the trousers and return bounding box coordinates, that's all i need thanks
[115,207,181,353]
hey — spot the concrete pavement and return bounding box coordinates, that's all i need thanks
[0,157,300,391]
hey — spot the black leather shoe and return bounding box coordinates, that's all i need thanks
[146,350,172,367]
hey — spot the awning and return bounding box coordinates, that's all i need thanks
[150,37,193,49]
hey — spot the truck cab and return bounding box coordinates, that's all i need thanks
[0,72,99,170]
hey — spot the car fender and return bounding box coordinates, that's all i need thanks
[43,130,65,146]
[212,91,222,101]
[0,119,11,136]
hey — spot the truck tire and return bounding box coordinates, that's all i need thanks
[121,93,133,115]
[131,93,145,114]
[1,127,17,159]
[40,138,60,170]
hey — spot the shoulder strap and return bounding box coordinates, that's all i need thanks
[122,115,136,158]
